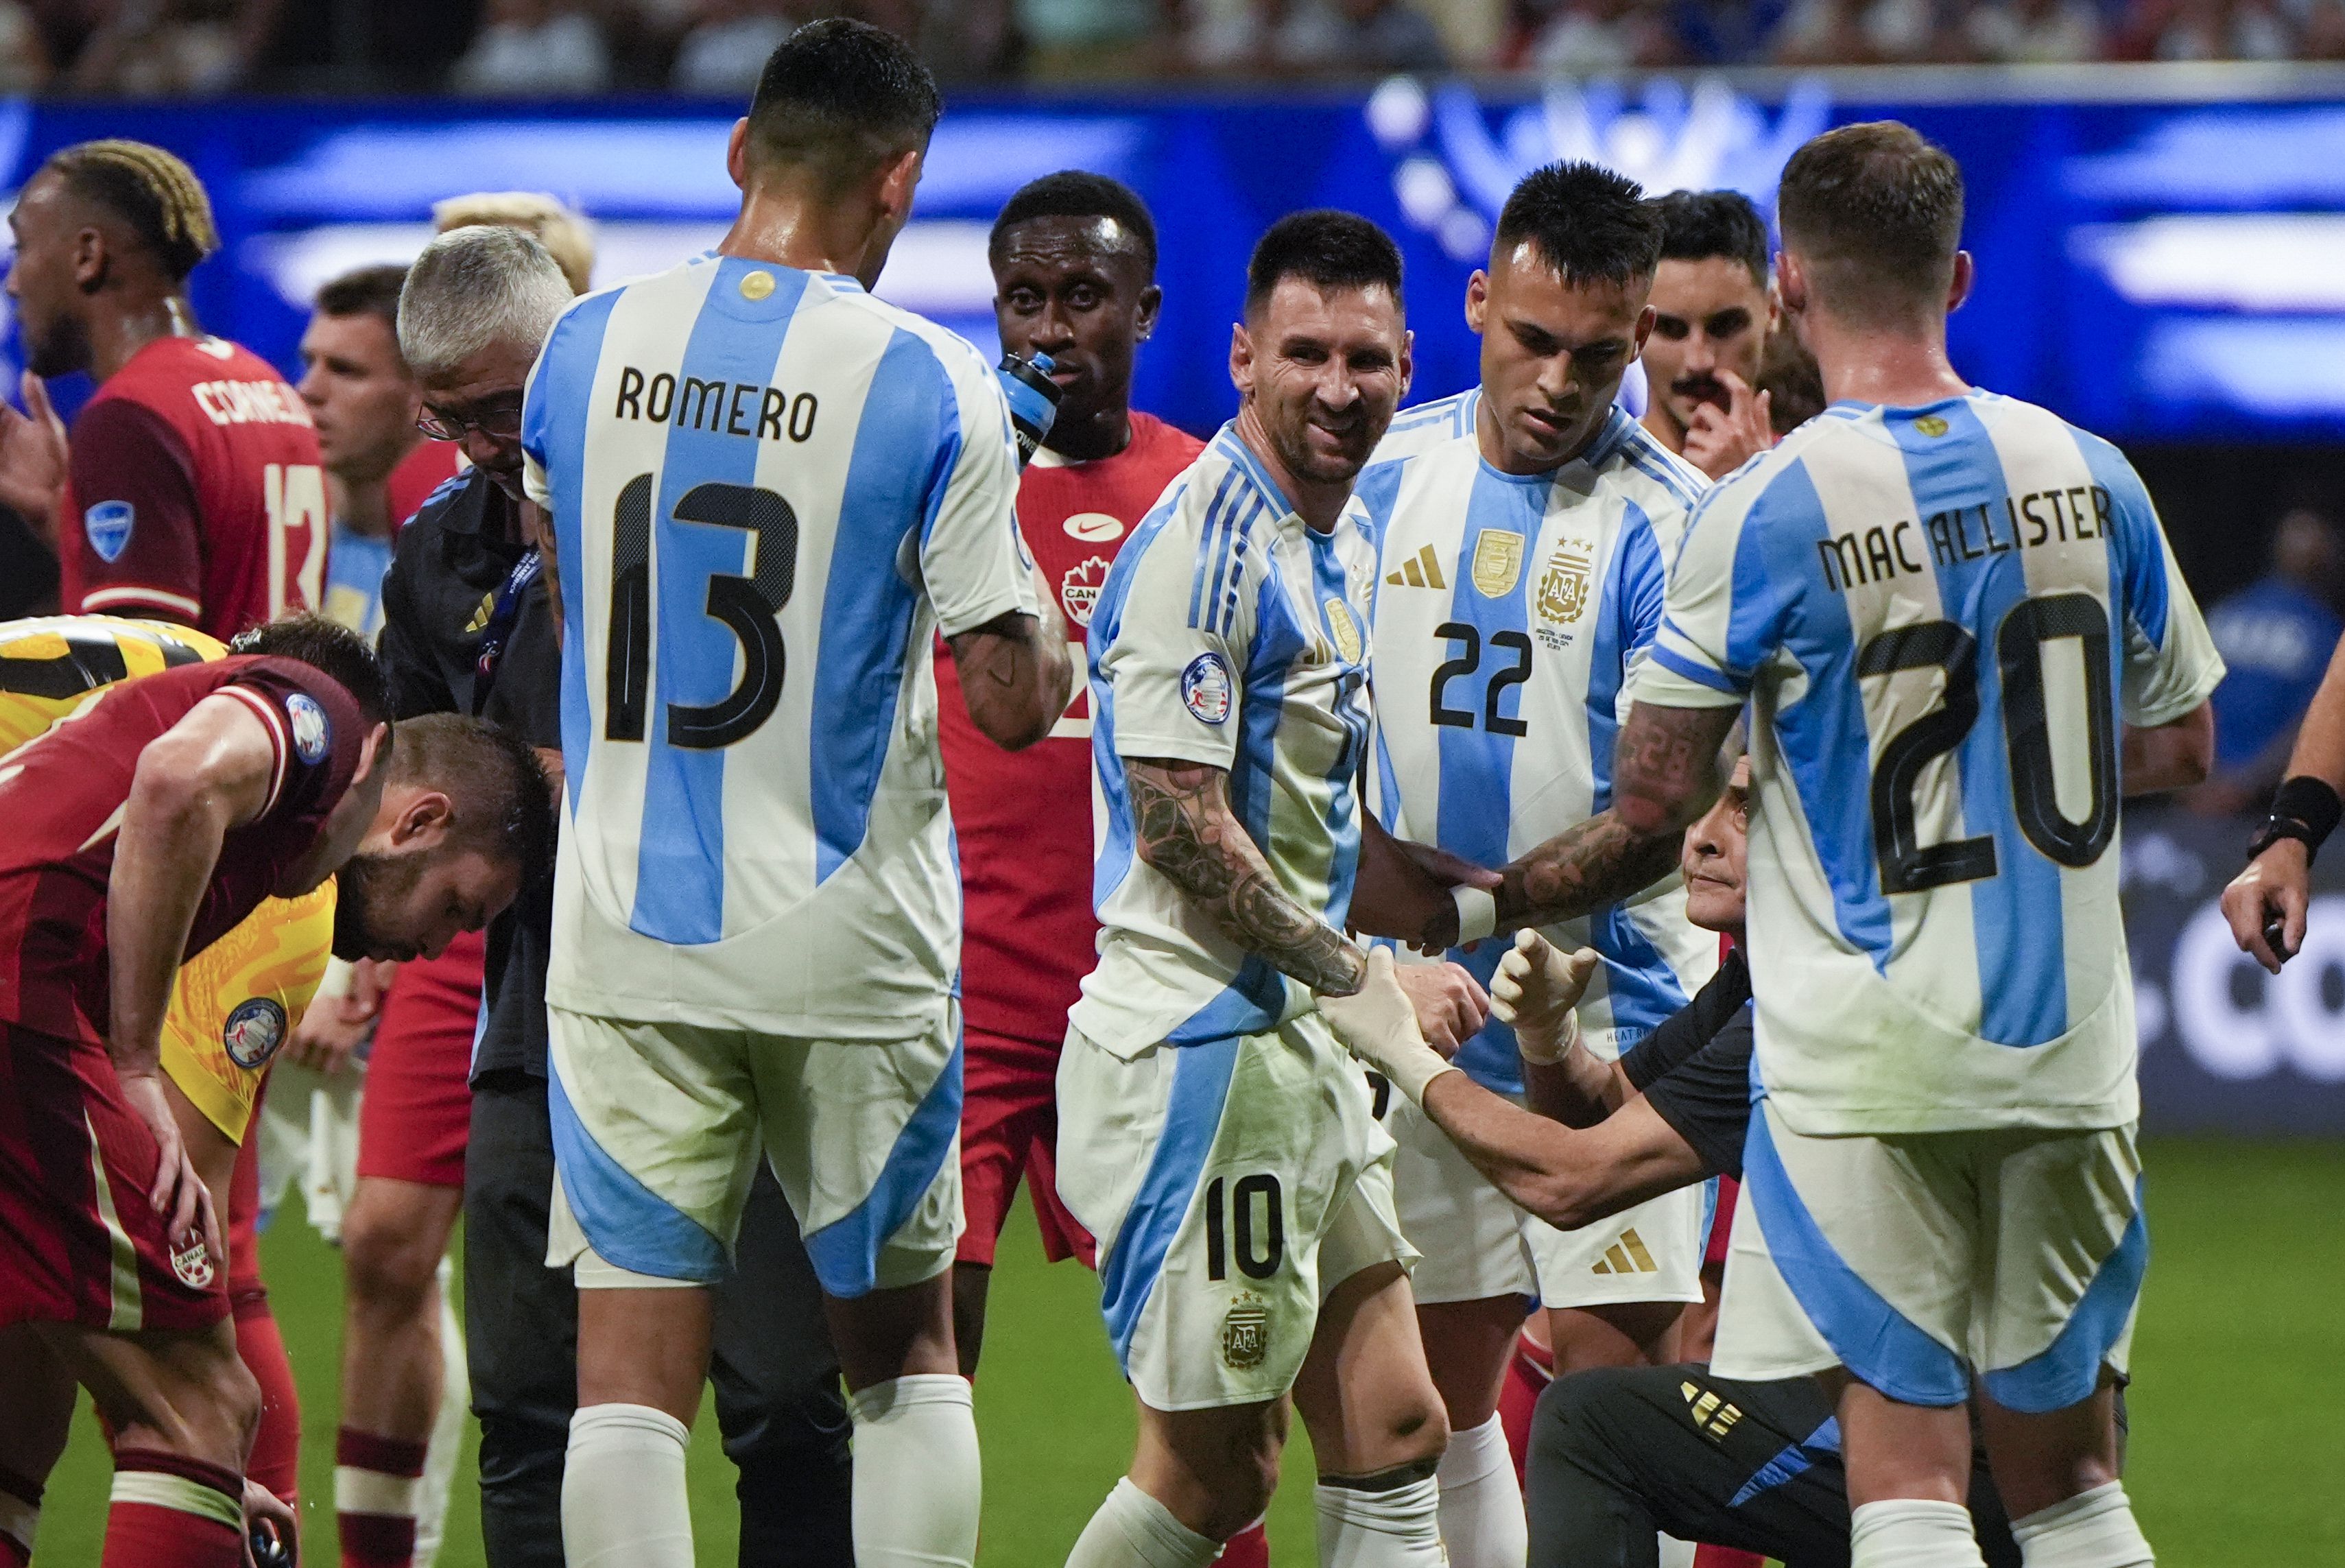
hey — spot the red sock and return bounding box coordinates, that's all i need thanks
[235,1301,302,1511]
[104,1450,243,1568]
[1497,1322,1555,1487]
[337,1427,427,1568]
[1219,1521,1270,1567]
[0,1463,41,1567]
[1693,1549,1765,1568]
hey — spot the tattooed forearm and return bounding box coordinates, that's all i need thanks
[1494,811,1687,932]
[1612,702,1738,836]
[1126,758,1368,996]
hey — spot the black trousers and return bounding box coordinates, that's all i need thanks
[464,1071,855,1568]
[1525,1364,2023,1568]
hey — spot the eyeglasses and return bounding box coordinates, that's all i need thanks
[417,402,523,442]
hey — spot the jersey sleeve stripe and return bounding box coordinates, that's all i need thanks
[217,683,291,819]
[1647,634,1750,695]
[1185,467,1243,630]
[81,585,203,619]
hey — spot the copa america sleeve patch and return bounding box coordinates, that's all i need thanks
[285,692,332,764]
[1181,652,1234,726]
[84,499,135,562]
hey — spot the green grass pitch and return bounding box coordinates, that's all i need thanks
[32,1136,2342,1564]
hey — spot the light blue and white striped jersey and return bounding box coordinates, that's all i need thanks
[1358,393,1719,1094]
[1631,390,2224,1134]
[521,253,1038,1038]
[1072,424,1379,1058]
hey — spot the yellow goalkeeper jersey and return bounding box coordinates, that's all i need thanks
[0,616,335,1142]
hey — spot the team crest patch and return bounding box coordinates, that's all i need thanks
[171,1235,216,1290]
[84,501,136,563]
[1182,652,1233,726]
[286,693,331,764]
[222,997,289,1071]
[1222,1295,1270,1370]
[1535,538,1595,648]
[1062,556,1111,628]
[1471,530,1523,599]
[1322,598,1364,664]
[1914,415,1950,438]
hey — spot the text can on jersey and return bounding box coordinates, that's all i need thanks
[521,253,1038,1040]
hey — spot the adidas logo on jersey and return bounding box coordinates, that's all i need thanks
[1590,1228,1658,1275]
[1383,544,1447,590]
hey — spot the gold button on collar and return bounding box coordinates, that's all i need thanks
[739,270,775,301]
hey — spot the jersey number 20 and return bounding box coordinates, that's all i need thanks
[1861,591,2117,894]
[603,475,799,750]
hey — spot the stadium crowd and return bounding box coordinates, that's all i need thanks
[0,14,2339,1568]
[4,0,2345,95]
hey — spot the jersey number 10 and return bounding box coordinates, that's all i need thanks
[1861,591,2118,894]
[602,475,800,750]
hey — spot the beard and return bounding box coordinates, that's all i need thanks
[24,310,91,379]
[331,848,428,961]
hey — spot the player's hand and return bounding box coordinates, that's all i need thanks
[1390,958,1490,1055]
[241,1477,297,1568]
[1320,948,1459,1106]
[1490,930,1602,1064]
[2223,840,2310,974]
[0,372,68,539]
[1394,840,1503,955]
[342,957,397,1025]
[1680,370,1773,482]
[119,1066,222,1266]
[286,986,372,1074]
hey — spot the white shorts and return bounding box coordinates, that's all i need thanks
[1056,1015,1416,1412]
[1384,1086,1708,1310]
[1712,1100,2143,1414]
[545,1004,962,1299]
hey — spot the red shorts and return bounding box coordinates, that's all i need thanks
[355,931,484,1189]
[957,1027,1093,1270]
[228,1114,265,1314]
[0,1020,228,1333]
[1705,1175,1739,1270]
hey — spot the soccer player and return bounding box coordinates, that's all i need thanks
[1353,161,1717,1567]
[2222,622,2345,971]
[1441,122,2219,1568]
[1637,191,1780,483]
[946,171,1200,1354]
[521,23,1075,1568]
[1058,209,1492,1568]
[1,139,325,637]
[297,263,464,641]
[0,630,547,1568]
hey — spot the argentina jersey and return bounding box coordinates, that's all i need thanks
[1632,390,2224,1134]
[1071,425,1378,1058]
[521,252,1037,1038]
[1357,392,1719,1093]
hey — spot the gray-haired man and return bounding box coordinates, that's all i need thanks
[374,224,854,1568]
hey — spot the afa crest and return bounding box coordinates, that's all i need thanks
[1222,1296,1270,1370]
[1536,539,1595,629]
[1471,530,1523,599]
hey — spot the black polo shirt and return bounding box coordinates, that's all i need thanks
[1619,947,1755,1179]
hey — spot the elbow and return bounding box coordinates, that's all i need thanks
[2175,706,2216,788]
[1615,789,1689,839]
[1526,1171,1608,1232]
[978,704,1056,754]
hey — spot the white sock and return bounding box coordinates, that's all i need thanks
[1316,1473,1447,1568]
[414,1261,467,1568]
[1063,1477,1221,1568]
[562,1403,692,1568]
[1850,1498,1988,1568]
[2013,1482,2154,1568]
[848,1374,981,1567]
[1434,1415,1525,1568]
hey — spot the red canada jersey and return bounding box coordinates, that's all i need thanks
[0,656,367,1047]
[58,335,328,640]
[938,412,1204,1045]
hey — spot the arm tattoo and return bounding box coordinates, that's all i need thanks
[1126,759,1368,997]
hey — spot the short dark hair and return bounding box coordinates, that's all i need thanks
[1776,122,1964,321]
[233,614,391,728]
[1495,162,1663,289]
[315,264,410,333]
[1652,190,1770,288]
[990,171,1158,274]
[745,19,941,189]
[43,139,219,283]
[1245,210,1403,317]
[385,713,556,884]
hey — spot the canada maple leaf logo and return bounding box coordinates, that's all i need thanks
[1062,555,1111,628]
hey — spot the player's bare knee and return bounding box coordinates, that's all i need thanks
[1193,1442,1281,1540]
[340,1208,442,1310]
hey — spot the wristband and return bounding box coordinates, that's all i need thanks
[1451,885,1498,945]
[1514,1007,1581,1067]
[2247,776,2344,867]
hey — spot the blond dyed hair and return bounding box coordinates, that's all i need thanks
[44,139,219,282]
[432,191,595,296]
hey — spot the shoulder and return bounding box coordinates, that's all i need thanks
[1682,412,1853,543]
[1130,411,1206,471]
[1599,415,1709,519]
[1369,390,1477,470]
